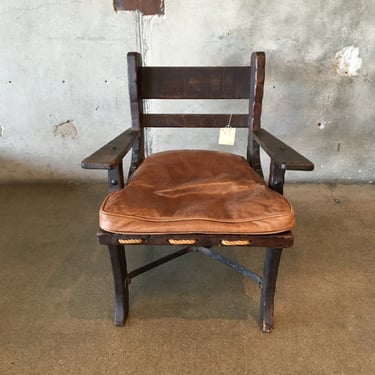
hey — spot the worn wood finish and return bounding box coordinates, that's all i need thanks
[253,129,314,171]
[140,67,250,99]
[247,138,264,177]
[142,114,249,128]
[128,53,143,131]
[261,248,283,332]
[114,0,165,15]
[268,161,286,195]
[108,244,129,326]
[246,52,265,175]
[107,164,125,193]
[81,51,315,332]
[98,230,295,248]
[127,53,145,167]
[248,52,265,132]
[81,128,140,170]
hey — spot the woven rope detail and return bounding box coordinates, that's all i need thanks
[221,239,251,246]
[118,239,145,245]
[168,239,197,245]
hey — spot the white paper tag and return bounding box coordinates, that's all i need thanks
[219,126,236,145]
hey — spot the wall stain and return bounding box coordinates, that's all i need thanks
[53,120,78,140]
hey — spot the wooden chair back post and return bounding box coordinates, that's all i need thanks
[248,52,265,131]
[247,52,266,176]
[127,52,145,175]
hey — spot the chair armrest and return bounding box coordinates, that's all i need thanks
[253,129,314,171]
[81,129,141,170]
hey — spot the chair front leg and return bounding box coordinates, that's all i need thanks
[108,244,129,326]
[260,248,283,332]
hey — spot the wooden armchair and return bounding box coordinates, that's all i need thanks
[81,51,314,332]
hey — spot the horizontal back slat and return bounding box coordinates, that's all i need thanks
[142,114,249,128]
[140,67,250,99]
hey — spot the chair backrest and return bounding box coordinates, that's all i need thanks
[127,52,266,167]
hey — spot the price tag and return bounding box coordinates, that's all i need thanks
[218,114,236,146]
[219,126,236,145]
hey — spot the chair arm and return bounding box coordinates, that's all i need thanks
[81,129,141,170]
[253,129,314,171]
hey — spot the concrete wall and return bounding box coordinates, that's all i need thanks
[0,0,138,182]
[1,1,374,183]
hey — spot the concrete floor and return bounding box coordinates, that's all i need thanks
[0,183,374,374]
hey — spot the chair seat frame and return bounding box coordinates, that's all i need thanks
[82,51,314,332]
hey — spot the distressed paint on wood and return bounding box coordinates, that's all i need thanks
[114,0,164,15]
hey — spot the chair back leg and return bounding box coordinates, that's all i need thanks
[260,248,283,332]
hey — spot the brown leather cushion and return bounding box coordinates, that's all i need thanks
[99,150,295,235]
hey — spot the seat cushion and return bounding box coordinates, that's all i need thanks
[99,150,295,235]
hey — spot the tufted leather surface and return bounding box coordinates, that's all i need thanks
[99,150,295,235]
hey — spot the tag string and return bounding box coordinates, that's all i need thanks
[226,114,233,128]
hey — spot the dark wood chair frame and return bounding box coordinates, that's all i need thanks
[82,51,314,332]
